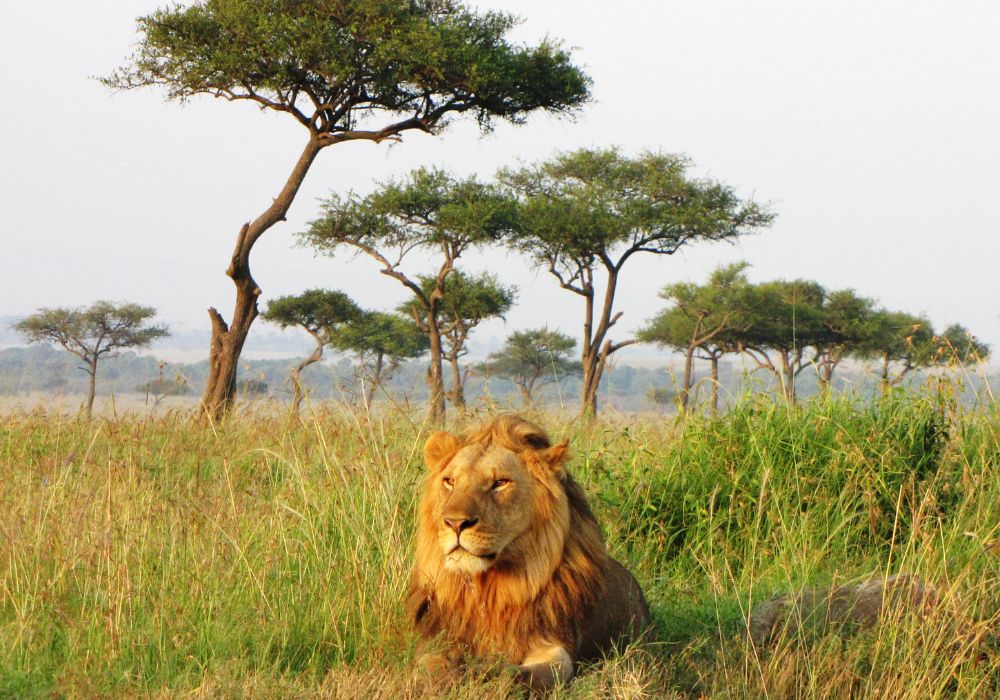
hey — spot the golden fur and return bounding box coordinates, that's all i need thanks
[407,415,650,689]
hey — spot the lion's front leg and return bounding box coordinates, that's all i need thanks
[513,644,574,691]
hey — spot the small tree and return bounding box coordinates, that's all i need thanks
[13,302,169,419]
[934,324,991,367]
[105,0,589,419]
[502,148,772,416]
[812,289,877,392]
[399,271,516,409]
[329,311,429,409]
[638,262,752,413]
[301,168,517,422]
[478,328,581,407]
[733,280,829,404]
[261,289,361,413]
[857,310,936,390]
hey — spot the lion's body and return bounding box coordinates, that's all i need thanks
[408,416,650,690]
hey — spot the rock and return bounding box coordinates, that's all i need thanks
[749,573,938,648]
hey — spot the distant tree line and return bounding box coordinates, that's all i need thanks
[639,262,991,413]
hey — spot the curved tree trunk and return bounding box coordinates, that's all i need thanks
[517,381,534,407]
[447,355,467,410]
[290,332,324,415]
[84,360,98,420]
[680,345,696,413]
[363,352,384,411]
[201,137,323,420]
[426,316,446,424]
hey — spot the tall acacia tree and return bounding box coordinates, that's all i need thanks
[501,149,772,415]
[399,271,516,409]
[638,262,752,413]
[104,0,589,419]
[261,289,361,413]
[301,168,517,422]
[13,302,169,419]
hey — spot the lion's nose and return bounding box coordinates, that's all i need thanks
[444,516,478,535]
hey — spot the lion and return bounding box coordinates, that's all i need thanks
[407,414,651,691]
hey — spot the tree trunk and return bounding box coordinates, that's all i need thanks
[710,355,720,416]
[447,355,467,409]
[290,334,324,415]
[517,381,534,407]
[426,317,446,424]
[580,357,601,417]
[84,360,97,420]
[680,344,696,413]
[201,137,323,420]
[879,353,891,394]
[779,351,796,404]
[363,352,384,411]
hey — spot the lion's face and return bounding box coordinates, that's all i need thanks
[420,419,571,577]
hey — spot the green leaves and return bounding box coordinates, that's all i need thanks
[104,0,590,135]
[302,167,517,253]
[478,328,581,387]
[399,270,515,330]
[262,289,362,340]
[13,302,169,362]
[328,311,428,360]
[501,148,774,275]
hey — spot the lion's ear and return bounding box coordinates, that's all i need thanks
[424,431,461,472]
[540,439,571,472]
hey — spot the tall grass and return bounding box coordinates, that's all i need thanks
[0,393,997,698]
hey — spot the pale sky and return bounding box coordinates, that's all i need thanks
[2,1,998,359]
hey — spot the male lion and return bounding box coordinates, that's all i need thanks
[407,415,651,691]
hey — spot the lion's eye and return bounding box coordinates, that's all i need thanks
[491,479,511,492]
[442,477,454,490]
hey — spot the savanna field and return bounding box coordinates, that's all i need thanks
[2,392,998,699]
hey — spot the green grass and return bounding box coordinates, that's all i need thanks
[0,393,997,698]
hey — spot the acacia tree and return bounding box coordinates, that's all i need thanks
[13,302,169,419]
[735,280,829,404]
[501,148,772,416]
[400,271,516,409]
[300,168,517,422]
[638,262,752,413]
[104,0,589,419]
[934,324,991,367]
[329,311,429,409]
[478,328,581,406]
[856,310,937,389]
[812,289,876,392]
[261,289,360,413]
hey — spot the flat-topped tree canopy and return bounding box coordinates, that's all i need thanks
[500,148,773,415]
[503,149,772,281]
[104,0,591,140]
[304,167,518,258]
[261,289,361,339]
[104,0,587,419]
